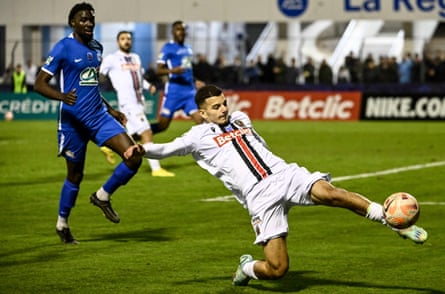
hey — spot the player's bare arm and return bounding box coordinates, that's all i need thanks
[35,71,77,105]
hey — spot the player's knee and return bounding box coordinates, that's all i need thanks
[67,172,83,185]
[266,261,289,279]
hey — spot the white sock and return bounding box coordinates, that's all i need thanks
[148,159,161,171]
[243,260,258,280]
[96,187,110,201]
[366,202,385,224]
[56,216,68,230]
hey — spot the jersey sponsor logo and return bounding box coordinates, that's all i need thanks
[45,56,54,66]
[213,128,252,147]
[79,67,99,86]
[74,58,82,63]
[121,63,141,71]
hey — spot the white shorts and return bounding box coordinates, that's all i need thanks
[246,163,330,245]
[119,103,150,136]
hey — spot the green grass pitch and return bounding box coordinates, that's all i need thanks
[0,120,444,293]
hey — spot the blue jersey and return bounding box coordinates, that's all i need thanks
[42,34,107,127]
[157,41,197,118]
[42,33,126,161]
[157,41,194,86]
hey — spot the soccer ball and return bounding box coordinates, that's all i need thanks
[383,192,420,229]
[4,111,14,121]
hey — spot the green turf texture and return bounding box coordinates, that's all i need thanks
[0,120,444,293]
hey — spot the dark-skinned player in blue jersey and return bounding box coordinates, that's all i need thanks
[34,2,142,244]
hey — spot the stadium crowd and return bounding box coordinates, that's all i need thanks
[2,49,445,92]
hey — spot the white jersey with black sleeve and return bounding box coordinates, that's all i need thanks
[142,111,289,206]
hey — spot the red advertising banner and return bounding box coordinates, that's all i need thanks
[223,90,362,121]
[169,90,362,121]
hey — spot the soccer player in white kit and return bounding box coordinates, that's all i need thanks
[124,84,428,286]
[100,31,174,177]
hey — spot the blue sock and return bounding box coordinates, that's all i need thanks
[59,179,79,218]
[103,162,139,195]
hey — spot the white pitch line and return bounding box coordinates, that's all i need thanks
[201,161,445,202]
[332,160,445,182]
[419,202,445,205]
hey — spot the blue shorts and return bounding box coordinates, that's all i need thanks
[160,83,197,118]
[57,112,126,162]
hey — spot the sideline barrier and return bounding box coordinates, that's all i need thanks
[0,91,159,121]
[1,90,445,121]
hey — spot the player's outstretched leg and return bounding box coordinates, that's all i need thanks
[232,254,253,286]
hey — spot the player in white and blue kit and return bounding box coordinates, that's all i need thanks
[151,20,204,133]
[34,2,142,244]
[124,84,428,286]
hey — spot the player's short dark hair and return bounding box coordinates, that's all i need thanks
[195,84,223,107]
[68,2,95,26]
[172,20,184,27]
[116,30,132,40]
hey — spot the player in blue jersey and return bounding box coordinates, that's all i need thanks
[34,2,142,244]
[150,20,204,134]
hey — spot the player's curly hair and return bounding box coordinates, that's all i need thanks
[195,84,223,107]
[68,2,95,26]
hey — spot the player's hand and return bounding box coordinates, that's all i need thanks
[61,89,77,105]
[124,144,145,159]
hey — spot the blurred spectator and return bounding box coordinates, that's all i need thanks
[398,53,413,84]
[255,55,266,83]
[263,53,276,84]
[423,51,437,83]
[274,55,287,85]
[286,57,300,85]
[302,56,315,84]
[345,51,361,83]
[193,53,214,84]
[411,53,424,83]
[337,64,350,84]
[12,64,27,93]
[245,59,261,84]
[213,53,226,84]
[362,59,379,84]
[24,59,38,91]
[2,63,13,86]
[435,50,445,83]
[224,55,242,84]
[378,56,398,83]
[318,59,333,85]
